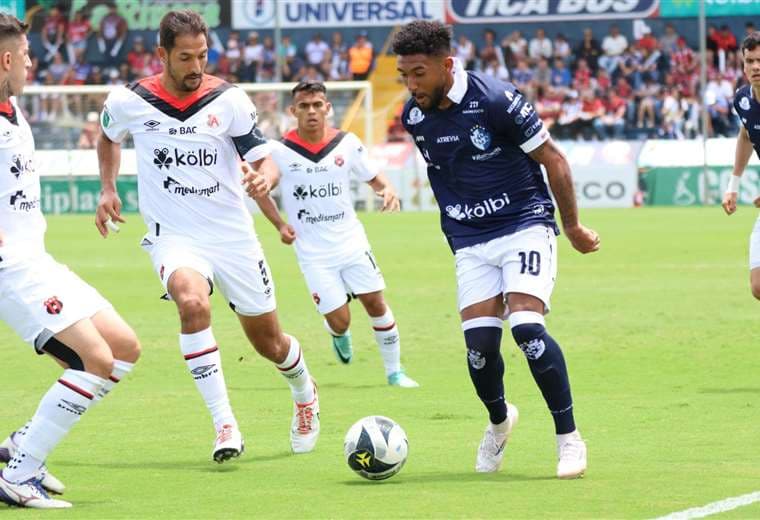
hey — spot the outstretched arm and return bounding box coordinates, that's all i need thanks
[95,131,125,237]
[529,138,600,254]
[242,155,280,198]
[367,173,400,212]
[723,126,754,215]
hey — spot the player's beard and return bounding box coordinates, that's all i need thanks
[168,60,202,92]
[0,78,13,100]
[426,84,445,111]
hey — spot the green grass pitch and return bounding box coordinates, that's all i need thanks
[2,208,759,518]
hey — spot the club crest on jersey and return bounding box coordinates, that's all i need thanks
[10,154,32,179]
[312,293,321,305]
[44,296,63,315]
[739,97,751,111]
[334,155,344,167]
[407,106,424,125]
[207,114,220,128]
[154,148,173,169]
[469,125,491,151]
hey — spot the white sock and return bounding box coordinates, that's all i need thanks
[3,369,105,483]
[93,359,135,402]
[324,319,348,337]
[275,335,315,404]
[556,430,580,446]
[371,308,401,376]
[180,328,236,431]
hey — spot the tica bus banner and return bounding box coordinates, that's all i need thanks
[445,0,659,23]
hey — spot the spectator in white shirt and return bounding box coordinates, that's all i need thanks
[528,28,553,62]
[454,34,475,70]
[305,32,331,76]
[243,32,263,81]
[599,25,628,75]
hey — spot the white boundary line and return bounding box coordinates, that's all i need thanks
[653,491,760,520]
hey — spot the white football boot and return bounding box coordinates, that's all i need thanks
[0,474,71,509]
[212,424,244,463]
[0,435,65,495]
[475,403,519,473]
[556,430,587,479]
[290,382,320,454]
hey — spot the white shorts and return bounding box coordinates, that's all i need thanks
[750,219,760,270]
[0,253,112,350]
[455,225,558,314]
[141,234,276,316]
[300,249,386,314]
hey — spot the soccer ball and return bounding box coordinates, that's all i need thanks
[343,416,408,481]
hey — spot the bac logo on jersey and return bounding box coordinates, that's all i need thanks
[334,155,344,167]
[740,97,751,111]
[406,106,424,125]
[469,125,491,151]
[143,120,161,131]
[169,126,197,135]
[44,296,63,315]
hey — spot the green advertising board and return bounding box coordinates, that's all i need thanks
[641,166,760,206]
[41,176,139,215]
[660,0,760,17]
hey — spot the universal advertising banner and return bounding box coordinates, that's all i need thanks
[231,0,444,29]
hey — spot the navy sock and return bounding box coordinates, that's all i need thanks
[463,317,507,425]
[509,311,575,434]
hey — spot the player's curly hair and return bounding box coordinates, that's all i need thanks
[742,31,760,55]
[391,20,451,57]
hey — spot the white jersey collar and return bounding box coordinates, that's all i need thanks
[446,58,468,105]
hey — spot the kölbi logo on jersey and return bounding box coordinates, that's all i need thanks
[292,182,343,200]
[445,192,511,221]
[153,147,218,170]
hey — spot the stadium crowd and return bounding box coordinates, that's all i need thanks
[24,3,754,143]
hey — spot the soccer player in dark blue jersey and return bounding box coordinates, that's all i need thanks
[393,21,599,479]
[723,32,760,299]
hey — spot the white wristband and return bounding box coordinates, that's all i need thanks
[726,175,741,193]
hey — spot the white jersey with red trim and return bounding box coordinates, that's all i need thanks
[0,97,46,268]
[269,129,376,265]
[101,74,269,242]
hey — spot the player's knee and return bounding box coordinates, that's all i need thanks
[176,295,211,324]
[751,282,760,301]
[327,315,350,335]
[113,332,141,363]
[363,297,387,317]
[509,311,547,360]
[82,347,115,380]
[462,317,503,354]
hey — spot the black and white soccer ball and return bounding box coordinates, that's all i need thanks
[344,416,408,481]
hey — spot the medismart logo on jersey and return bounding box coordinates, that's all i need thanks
[444,193,511,221]
[292,182,342,200]
[9,190,40,212]
[153,147,218,170]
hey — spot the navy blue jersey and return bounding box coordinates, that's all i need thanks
[402,65,558,252]
[734,85,760,159]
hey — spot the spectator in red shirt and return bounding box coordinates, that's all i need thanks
[593,91,627,139]
[66,9,91,65]
[41,5,66,64]
[126,36,150,79]
[573,57,592,90]
[713,25,738,72]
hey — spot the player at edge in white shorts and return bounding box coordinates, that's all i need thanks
[96,10,319,460]
[722,31,760,300]
[0,14,141,509]
[253,81,419,388]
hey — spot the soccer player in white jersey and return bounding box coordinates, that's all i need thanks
[723,32,760,299]
[254,81,419,388]
[95,10,319,459]
[0,14,141,509]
